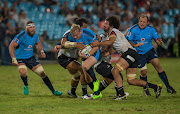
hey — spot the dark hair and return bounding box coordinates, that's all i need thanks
[106,16,120,29]
[75,17,88,27]
[138,14,149,21]
[26,21,34,25]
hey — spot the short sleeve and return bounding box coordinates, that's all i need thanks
[126,30,134,41]
[152,28,159,40]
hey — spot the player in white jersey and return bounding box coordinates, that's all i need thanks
[54,18,88,98]
[90,16,162,100]
[92,33,124,99]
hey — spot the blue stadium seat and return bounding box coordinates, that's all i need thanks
[51,5,60,14]
[92,14,99,25]
[161,24,168,39]
[168,24,175,38]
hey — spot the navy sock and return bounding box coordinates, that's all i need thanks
[87,81,94,90]
[21,76,28,86]
[42,76,55,93]
[99,80,109,92]
[147,82,157,91]
[117,86,125,96]
[87,67,97,81]
[140,75,147,89]
[140,75,147,81]
[158,71,170,88]
[71,86,77,94]
[81,85,87,96]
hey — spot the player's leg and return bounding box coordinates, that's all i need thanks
[139,65,151,96]
[150,58,176,94]
[82,56,99,91]
[17,62,28,95]
[66,60,82,98]
[29,56,62,95]
[138,54,151,96]
[111,57,128,100]
[126,68,162,98]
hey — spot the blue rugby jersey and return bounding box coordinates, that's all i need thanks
[126,24,159,54]
[68,28,97,44]
[12,30,39,59]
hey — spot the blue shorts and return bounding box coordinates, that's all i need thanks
[82,49,101,62]
[138,48,158,68]
[17,56,40,70]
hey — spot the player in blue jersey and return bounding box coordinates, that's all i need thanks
[61,24,101,99]
[9,21,62,96]
[126,14,176,95]
[54,18,91,99]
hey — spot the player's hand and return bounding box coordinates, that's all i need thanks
[136,43,144,47]
[76,42,86,50]
[41,52,46,58]
[78,51,87,58]
[12,57,18,66]
[54,45,61,53]
[96,34,101,41]
[156,38,163,45]
[90,40,99,47]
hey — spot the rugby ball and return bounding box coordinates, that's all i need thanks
[81,45,92,54]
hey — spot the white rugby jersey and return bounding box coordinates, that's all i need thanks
[57,29,78,58]
[94,34,111,68]
[108,28,134,54]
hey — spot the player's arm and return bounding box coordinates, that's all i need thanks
[35,41,46,58]
[128,41,144,47]
[61,37,86,50]
[152,28,163,45]
[90,34,116,47]
[101,46,112,57]
[9,41,19,65]
[126,30,144,47]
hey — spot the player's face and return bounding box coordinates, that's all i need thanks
[27,26,35,36]
[71,30,82,40]
[104,20,110,32]
[138,17,149,29]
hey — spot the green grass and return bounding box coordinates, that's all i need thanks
[0,58,180,114]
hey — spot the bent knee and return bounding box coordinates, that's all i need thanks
[33,66,46,77]
[127,74,136,85]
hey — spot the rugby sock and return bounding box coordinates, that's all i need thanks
[20,76,28,86]
[147,82,157,91]
[81,85,87,96]
[140,75,147,89]
[87,67,97,81]
[114,83,118,95]
[158,71,170,88]
[99,80,109,92]
[87,81,94,90]
[117,86,125,96]
[140,75,147,81]
[42,76,55,93]
[71,86,77,94]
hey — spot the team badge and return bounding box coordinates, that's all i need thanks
[147,33,150,36]
[15,38,19,43]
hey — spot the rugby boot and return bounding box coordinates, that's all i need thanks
[167,86,176,94]
[24,85,29,95]
[155,84,162,98]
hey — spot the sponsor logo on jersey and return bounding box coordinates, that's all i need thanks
[28,45,32,48]
[141,38,145,41]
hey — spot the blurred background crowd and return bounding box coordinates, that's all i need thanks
[0,0,180,65]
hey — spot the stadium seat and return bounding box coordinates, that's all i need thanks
[161,24,168,39]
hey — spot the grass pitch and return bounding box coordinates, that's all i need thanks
[0,58,179,114]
